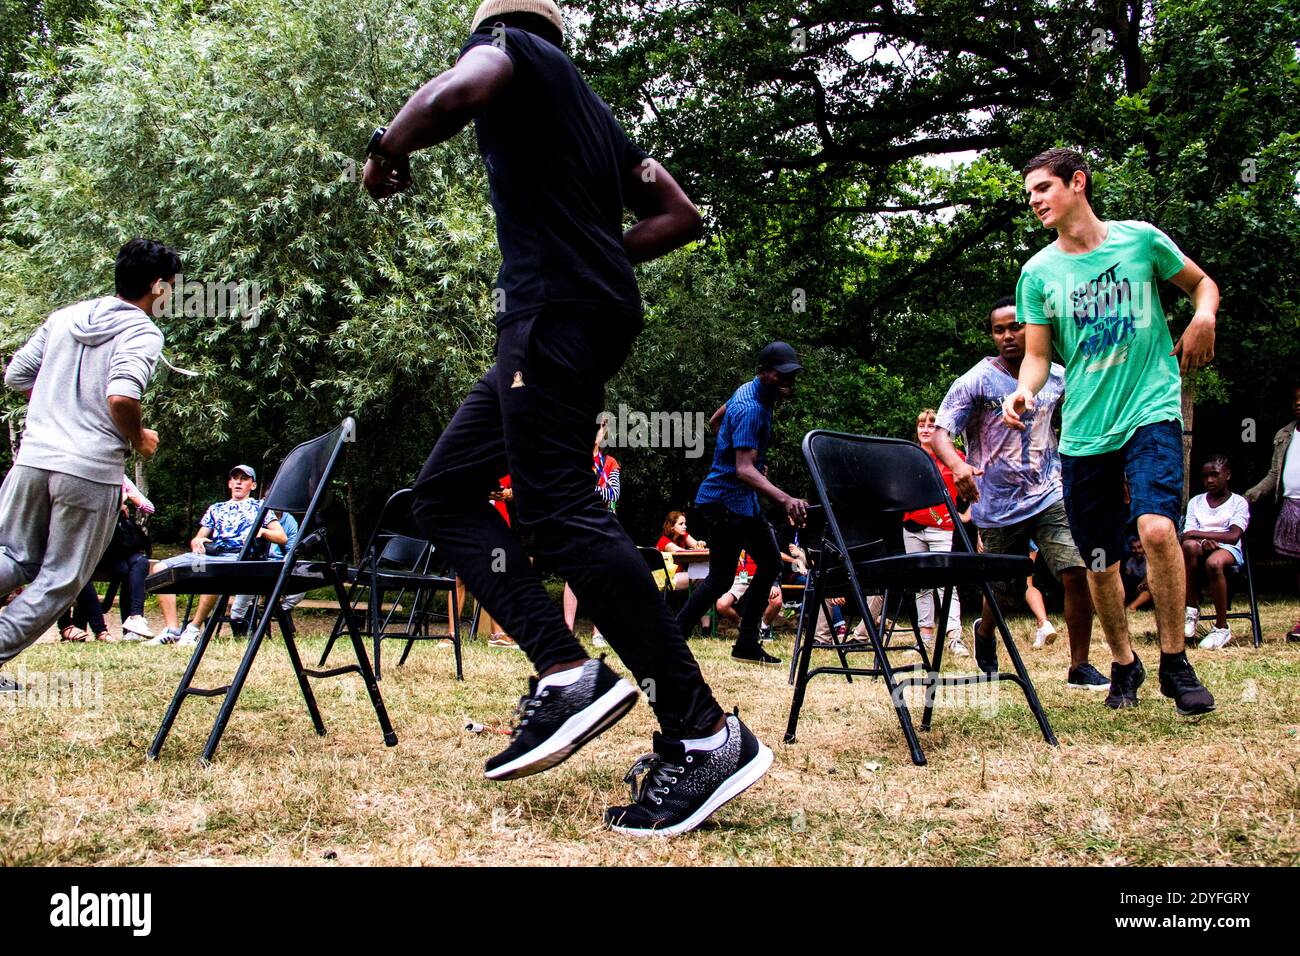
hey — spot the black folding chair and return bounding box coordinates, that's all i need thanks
[785,431,1057,766]
[1194,536,1263,648]
[146,418,397,763]
[318,488,463,680]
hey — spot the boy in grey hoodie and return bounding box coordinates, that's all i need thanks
[0,238,178,688]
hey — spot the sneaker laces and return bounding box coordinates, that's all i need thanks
[1162,656,1200,692]
[507,678,549,741]
[623,752,685,806]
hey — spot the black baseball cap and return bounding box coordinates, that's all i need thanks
[758,341,804,374]
[229,464,256,481]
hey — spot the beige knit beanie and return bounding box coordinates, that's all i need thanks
[471,0,565,39]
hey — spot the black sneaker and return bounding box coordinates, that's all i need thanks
[1104,653,1145,709]
[1067,661,1111,691]
[732,642,782,666]
[1158,652,1216,716]
[228,616,248,639]
[972,621,997,674]
[604,712,774,837]
[484,657,639,781]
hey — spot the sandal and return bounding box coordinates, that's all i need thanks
[60,625,89,643]
[94,630,113,643]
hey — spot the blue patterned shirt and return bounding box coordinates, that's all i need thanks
[695,377,774,517]
[200,497,276,554]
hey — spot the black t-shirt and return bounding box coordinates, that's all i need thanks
[460,27,650,326]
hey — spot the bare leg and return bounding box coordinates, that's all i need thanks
[157,593,179,630]
[1205,550,1234,628]
[1086,564,1134,665]
[1181,538,1203,608]
[715,593,740,625]
[562,582,578,631]
[1061,566,1093,668]
[1024,576,1049,626]
[191,593,219,626]
[1138,514,1186,654]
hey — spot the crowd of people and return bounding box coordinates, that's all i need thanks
[3,0,1299,839]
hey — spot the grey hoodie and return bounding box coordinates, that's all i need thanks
[4,296,164,485]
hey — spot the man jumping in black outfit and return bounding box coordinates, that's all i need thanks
[363,0,772,836]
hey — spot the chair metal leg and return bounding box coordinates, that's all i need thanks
[1244,553,1263,648]
[985,583,1056,747]
[148,600,219,760]
[332,574,397,747]
[784,595,820,743]
[198,594,271,763]
[276,605,326,738]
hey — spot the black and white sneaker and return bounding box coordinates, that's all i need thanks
[1104,653,1145,709]
[972,621,997,675]
[484,657,639,781]
[1158,652,1216,716]
[604,712,773,837]
[732,642,782,665]
[0,672,21,693]
[1067,662,1111,691]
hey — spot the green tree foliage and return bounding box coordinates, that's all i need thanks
[0,0,498,542]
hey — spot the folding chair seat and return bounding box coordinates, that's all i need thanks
[785,430,1057,766]
[318,489,463,679]
[146,417,397,763]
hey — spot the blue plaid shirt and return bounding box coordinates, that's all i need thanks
[695,377,773,517]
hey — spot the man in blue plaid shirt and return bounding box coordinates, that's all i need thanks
[676,342,809,664]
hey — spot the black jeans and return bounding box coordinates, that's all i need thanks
[105,551,149,619]
[676,503,780,647]
[411,308,724,739]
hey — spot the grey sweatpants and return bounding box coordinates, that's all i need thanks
[0,465,120,665]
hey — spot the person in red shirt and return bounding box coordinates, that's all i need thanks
[904,408,969,656]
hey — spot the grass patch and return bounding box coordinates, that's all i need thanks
[1,603,1298,865]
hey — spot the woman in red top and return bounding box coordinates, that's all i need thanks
[656,511,706,591]
[657,511,706,553]
[904,409,968,656]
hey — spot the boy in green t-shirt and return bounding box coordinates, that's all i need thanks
[1003,148,1218,717]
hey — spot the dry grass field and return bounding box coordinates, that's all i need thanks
[2,600,1297,866]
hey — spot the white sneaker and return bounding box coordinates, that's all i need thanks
[1033,620,1058,648]
[121,614,154,639]
[947,635,970,657]
[1184,606,1200,639]
[144,627,183,646]
[177,623,202,647]
[1199,626,1232,649]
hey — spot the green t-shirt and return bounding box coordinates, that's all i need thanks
[1016,219,1186,456]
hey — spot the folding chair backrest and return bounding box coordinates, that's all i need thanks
[263,418,353,516]
[802,431,954,561]
[379,534,428,570]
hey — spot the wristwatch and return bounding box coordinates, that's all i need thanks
[367,126,392,162]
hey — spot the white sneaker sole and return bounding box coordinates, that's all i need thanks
[1068,680,1111,691]
[122,621,154,638]
[484,679,639,781]
[610,741,775,838]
